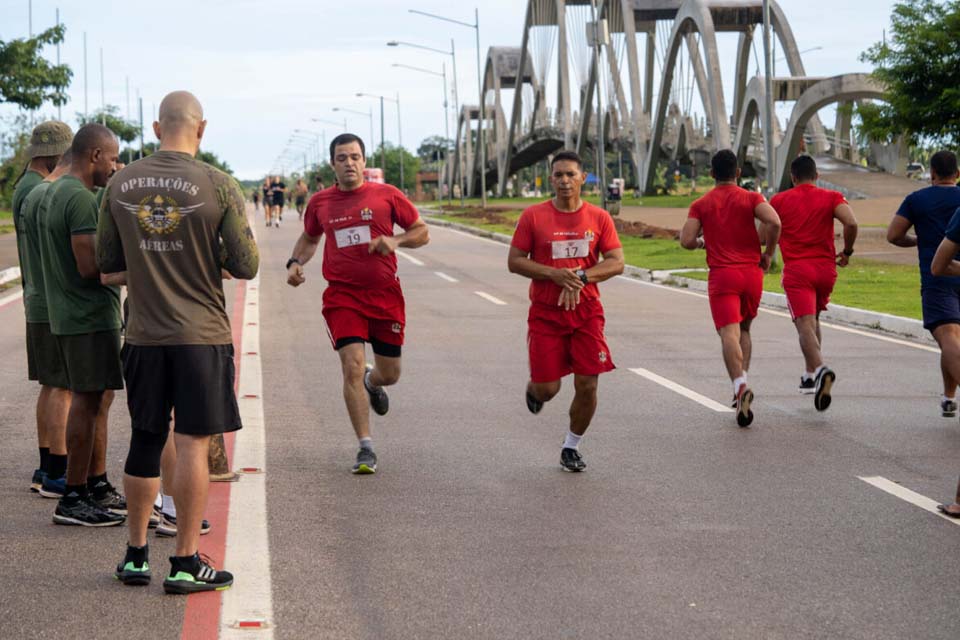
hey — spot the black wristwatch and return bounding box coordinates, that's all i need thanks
[842,248,854,257]
[286,257,301,270]
[575,269,589,285]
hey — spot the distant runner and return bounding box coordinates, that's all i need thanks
[680,150,781,427]
[508,150,624,472]
[294,178,309,220]
[770,155,858,410]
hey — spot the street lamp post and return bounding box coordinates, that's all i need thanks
[409,8,485,208]
[762,0,775,195]
[387,39,462,203]
[358,92,405,191]
[392,63,450,203]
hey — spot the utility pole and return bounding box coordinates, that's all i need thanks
[55,8,61,120]
[380,95,386,178]
[83,32,88,118]
[590,1,608,211]
[28,0,32,36]
[762,0,775,195]
[138,96,144,159]
[475,7,486,207]
[100,48,106,125]
[396,92,404,192]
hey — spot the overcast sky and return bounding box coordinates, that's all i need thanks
[1,0,897,180]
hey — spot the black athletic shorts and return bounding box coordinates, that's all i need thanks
[121,343,242,436]
[55,329,124,392]
[26,321,68,388]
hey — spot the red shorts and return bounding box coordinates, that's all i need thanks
[707,266,764,330]
[321,283,405,350]
[782,260,837,321]
[527,298,615,383]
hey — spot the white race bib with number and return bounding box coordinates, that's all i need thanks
[551,239,590,260]
[334,225,372,249]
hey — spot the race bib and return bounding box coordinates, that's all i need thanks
[552,239,590,260]
[334,225,371,249]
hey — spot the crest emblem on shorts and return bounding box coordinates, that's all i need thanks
[118,195,203,235]
[584,229,595,241]
[598,351,607,363]
[360,207,374,221]
[391,322,402,333]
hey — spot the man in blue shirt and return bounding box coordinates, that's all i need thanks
[887,150,960,418]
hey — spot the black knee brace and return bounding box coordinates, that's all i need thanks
[123,428,169,478]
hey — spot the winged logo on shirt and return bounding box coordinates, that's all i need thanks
[118,194,204,235]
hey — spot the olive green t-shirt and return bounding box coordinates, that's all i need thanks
[19,181,53,323]
[38,175,121,335]
[97,150,259,346]
[12,170,44,294]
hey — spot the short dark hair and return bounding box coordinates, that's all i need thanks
[329,133,365,161]
[931,150,958,179]
[551,150,583,170]
[71,123,116,157]
[790,155,818,182]
[711,149,738,182]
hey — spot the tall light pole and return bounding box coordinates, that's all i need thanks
[392,63,450,202]
[358,92,404,191]
[55,8,61,120]
[293,129,323,167]
[387,39,462,203]
[762,0,775,195]
[333,106,375,163]
[589,0,607,211]
[409,8,485,207]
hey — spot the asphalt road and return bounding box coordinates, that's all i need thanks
[2,205,959,639]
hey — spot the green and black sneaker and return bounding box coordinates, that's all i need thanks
[163,553,233,595]
[352,447,378,475]
[115,544,151,586]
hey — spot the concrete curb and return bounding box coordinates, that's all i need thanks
[420,211,934,347]
[0,266,21,286]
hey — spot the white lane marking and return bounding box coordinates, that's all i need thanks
[858,476,960,526]
[474,291,507,306]
[629,367,734,413]
[616,276,939,353]
[220,283,274,634]
[396,250,425,266]
[0,289,24,308]
[434,271,459,283]
[430,223,511,248]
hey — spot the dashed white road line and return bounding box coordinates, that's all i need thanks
[396,250,425,266]
[434,271,459,283]
[474,291,507,306]
[629,366,734,413]
[858,476,960,527]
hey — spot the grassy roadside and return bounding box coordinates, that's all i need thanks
[426,210,921,320]
[0,209,13,234]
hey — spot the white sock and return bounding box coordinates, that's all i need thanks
[153,492,163,509]
[944,395,956,403]
[803,371,815,381]
[733,376,747,395]
[161,493,176,518]
[563,431,583,450]
[359,437,374,451]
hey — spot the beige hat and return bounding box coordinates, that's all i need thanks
[26,121,73,159]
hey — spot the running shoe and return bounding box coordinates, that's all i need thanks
[352,447,378,474]
[90,480,127,514]
[560,447,586,472]
[363,364,390,416]
[30,468,45,493]
[53,497,125,527]
[942,398,958,418]
[798,377,816,394]
[163,553,233,594]
[149,505,162,528]
[38,474,65,499]
[526,389,543,415]
[156,514,212,537]
[735,384,754,428]
[115,546,151,586]
[814,367,836,412]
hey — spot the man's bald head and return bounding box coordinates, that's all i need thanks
[154,91,207,154]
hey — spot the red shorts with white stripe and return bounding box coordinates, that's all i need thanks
[707,266,764,330]
[527,298,615,383]
[321,283,405,350]
[782,259,837,321]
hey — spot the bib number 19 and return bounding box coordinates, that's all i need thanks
[335,225,372,249]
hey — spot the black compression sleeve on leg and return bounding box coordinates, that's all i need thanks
[123,428,169,478]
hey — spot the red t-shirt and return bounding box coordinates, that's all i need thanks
[304,182,421,289]
[511,200,622,307]
[770,183,847,263]
[688,185,766,269]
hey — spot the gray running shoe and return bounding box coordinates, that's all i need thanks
[53,497,125,527]
[363,364,389,416]
[942,398,957,418]
[352,447,378,474]
[560,447,586,472]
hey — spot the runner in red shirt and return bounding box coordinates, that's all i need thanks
[680,150,780,427]
[286,133,429,474]
[770,155,858,411]
[508,150,624,472]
